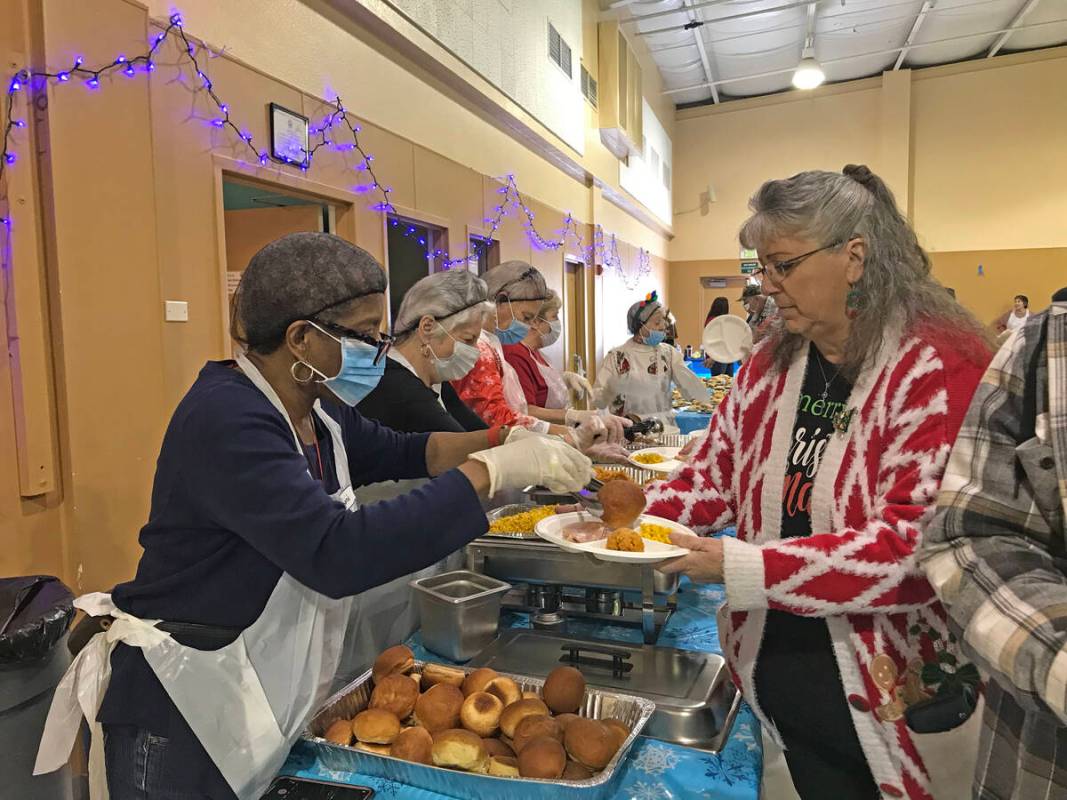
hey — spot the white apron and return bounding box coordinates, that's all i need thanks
[532,349,570,410]
[35,355,357,800]
[607,343,679,433]
[483,330,530,415]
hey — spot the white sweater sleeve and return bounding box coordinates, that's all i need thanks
[591,351,618,409]
[670,347,710,401]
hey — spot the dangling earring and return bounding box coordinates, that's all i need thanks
[290,360,315,384]
[846,284,862,320]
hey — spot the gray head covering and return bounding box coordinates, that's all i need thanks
[233,232,386,352]
[627,298,662,335]
[392,270,489,338]
[484,260,548,303]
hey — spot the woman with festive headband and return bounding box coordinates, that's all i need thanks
[591,290,710,432]
[649,166,994,799]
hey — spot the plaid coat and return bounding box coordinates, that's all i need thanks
[921,303,1067,800]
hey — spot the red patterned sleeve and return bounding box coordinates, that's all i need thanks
[723,341,988,617]
[450,339,541,429]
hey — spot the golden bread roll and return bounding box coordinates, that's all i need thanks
[499,698,550,739]
[522,691,541,702]
[391,725,433,765]
[370,673,419,720]
[563,759,595,780]
[372,645,415,683]
[511,714,563,754]
[422,663,466,690]
[431,728,489,772]
[602,718,630,750]
[461,667,499,698]
[487,755,520,777]
[482,737,515,759]
[564,718,618,769]
[410,673,422,688]
[459,691,504,737]
[517,736,567,779]
[323,718,353,746]
[554,712,580,732]
[352,708,401,744]
[542,666,586,714]
[598,480,646,529]
[354,742,393,756]
[415,683,464,733]
[484,676,522,708]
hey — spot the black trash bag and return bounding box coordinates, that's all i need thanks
[0,576,75,665]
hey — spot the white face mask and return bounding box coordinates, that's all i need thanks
[428,325,480,382]
[539,319,562,348]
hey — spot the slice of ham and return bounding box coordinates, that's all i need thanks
[563,521,610,543]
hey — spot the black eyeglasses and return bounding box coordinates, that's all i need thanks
[312,320,393,365]
[754,240,844,283]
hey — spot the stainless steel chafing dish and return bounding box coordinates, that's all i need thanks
[470,629,741,754]
[304,660,656,800]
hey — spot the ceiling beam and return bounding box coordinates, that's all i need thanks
[987,0,1042,57]
[636,0,812,37]
[662,16,1065,94]
[683,0,720,103]
[613,0,738,25]
[894,0,934,69]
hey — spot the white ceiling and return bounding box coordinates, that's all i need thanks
[606,0,1067,106]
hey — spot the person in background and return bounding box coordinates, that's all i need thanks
[451,261,621,446]
[593,291,709,433]
[33,233,592,800]
[358,270,488,433]
[1054,286,1067,303]
[920,297,1067,800]
[740,283,777,343]
[650,165,992,799]
[703,295,730,327]
[996,294,1030,337]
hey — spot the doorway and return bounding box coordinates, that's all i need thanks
[564,258,588,381]
[386,214,448,321]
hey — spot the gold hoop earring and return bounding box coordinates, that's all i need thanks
[290,360,315,384]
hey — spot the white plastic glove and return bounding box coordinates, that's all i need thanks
[584,442,631,465]
[470,433,592,498]
[565,409,631,445]
[564,414,606,451]
[562,371,594,401]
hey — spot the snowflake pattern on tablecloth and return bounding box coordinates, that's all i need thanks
[627,780,675,800]
[702,746,759,788]
[629,742,683,776]
[733,721,760,752]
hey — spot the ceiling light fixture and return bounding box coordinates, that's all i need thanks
[792,46,825,90]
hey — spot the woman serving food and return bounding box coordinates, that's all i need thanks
[34,233,592,800]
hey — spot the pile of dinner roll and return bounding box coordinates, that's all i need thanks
[322,644,631,781]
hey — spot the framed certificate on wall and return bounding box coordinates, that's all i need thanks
[269,103,309,167]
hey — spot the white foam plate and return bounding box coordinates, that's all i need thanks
[628,446,682,473]
[534,512,692,564]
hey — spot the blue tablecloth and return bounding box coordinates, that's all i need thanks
[281,579,762,799]
[674,411,713,435]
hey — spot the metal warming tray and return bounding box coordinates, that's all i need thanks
[410,570,510,662]
[304,660,656,800]
[470,629,740,753]
[484,503,543,539]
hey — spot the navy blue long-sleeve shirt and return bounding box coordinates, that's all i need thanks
[97,362,487,776]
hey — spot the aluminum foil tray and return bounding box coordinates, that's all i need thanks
[483,503,545,539]
[304,660,656,800]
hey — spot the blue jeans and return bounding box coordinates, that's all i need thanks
[103,724,232,800]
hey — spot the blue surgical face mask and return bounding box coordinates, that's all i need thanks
[643,330,667,347]
[429,325,480,382]
[495,299,530,345]
[305,322,385,406]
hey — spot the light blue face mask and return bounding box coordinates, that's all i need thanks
[495,299,530,345]
[305,322,385,406]
[643,330,667,347]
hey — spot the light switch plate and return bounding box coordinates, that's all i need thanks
[165,300,189,322]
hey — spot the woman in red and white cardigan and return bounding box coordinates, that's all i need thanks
[650,165,992,800]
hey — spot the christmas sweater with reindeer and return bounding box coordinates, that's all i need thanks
[646,323,988,800]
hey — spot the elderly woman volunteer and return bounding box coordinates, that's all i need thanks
[453,261,627,444]
[34,233,591,800]
[359,270,488,433]
[593,291,709,432]
[503,290,594,416]
[648,166,992,800]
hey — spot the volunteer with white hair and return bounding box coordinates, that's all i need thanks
[359,270,489,434]
[453,261,626,445]
[593,291,709,432]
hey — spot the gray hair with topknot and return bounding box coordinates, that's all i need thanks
[232,232,387,354]
[392,270,490,342]
[484,260,548,303]
[739,164,990,377]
